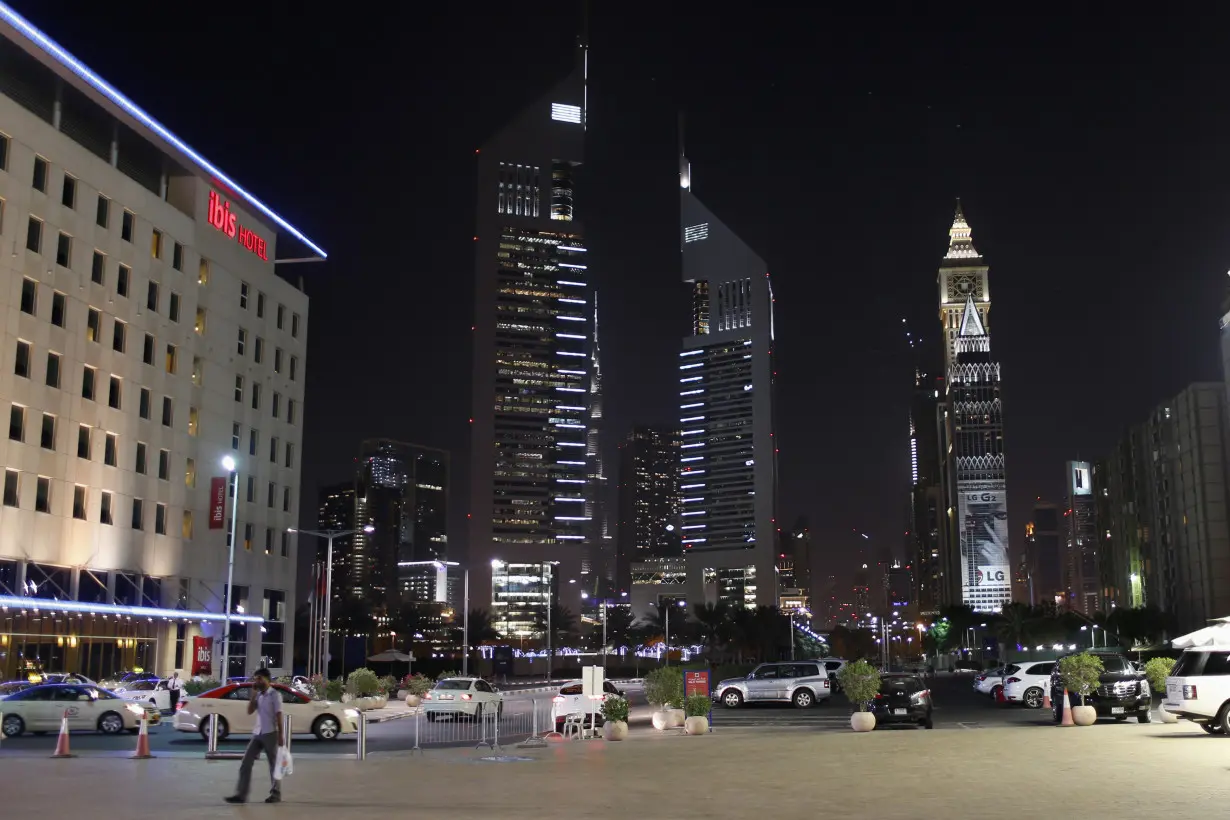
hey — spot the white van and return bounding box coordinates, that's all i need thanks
[1163,648,1230,733]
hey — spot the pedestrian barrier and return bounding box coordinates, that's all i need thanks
[204,714,243,760]
[131,713,154,759]
[409,698,546,754]
[356,713,367,760]
[51,709,73,758]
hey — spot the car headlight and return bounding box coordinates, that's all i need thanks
[125,703,145,716]
[344,709,360,720]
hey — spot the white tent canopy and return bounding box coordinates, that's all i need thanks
[1170,617,1230,649]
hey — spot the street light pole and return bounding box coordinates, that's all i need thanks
[602,602,608,674]
[220,457,240,682]
[462,569,470,677]
[293,526,373,678]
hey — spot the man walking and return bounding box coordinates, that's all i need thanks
[225,668,284,804]
[167,672,183,711]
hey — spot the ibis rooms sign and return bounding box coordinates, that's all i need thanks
[208,189,270,261]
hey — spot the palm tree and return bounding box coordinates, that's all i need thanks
[601,606,635,651]
[463,608,499,645]
[693,602,731,658]
[995,601,1032,651]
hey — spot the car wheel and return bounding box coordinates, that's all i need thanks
[1137,709,1151,724]
[990,685,1003,700]
[722,689,743,708]
[199,715,230,741]
[1023,687,1044,709]
[1218,703,1230,734]
[1200,722,1224,734]
[313,715,341,740]
[98,712,125,735]
[1,714,24,737]
[792,689,814,709]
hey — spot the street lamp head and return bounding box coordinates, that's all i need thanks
[362,524,375,533]
[491,559,503,569]
[221,455,236,472]
[286,527,297,534]
[580,592,588,599]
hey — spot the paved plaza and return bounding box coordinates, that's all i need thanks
[2,718,1229,819]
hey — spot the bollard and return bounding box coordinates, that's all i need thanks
[412,708,422,755]
[0,711,3,750]
[208,713,218,753]
[284,714,292,754]
[355,713,367,760]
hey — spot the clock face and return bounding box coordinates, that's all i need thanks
[948,274,980,300]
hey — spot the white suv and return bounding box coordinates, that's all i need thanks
[1164,648,1230,733]
[1001,661,1055,708]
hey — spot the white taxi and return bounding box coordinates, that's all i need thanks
[117,678,173,711]
[0,683,145,737]
[173,681,360,741]
[423,677,503,721]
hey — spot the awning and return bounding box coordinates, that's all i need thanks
[1171,617,1230,649]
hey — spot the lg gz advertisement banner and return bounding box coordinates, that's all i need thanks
[958,480,1011,610]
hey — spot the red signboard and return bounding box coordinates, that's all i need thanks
[685,670,710,698]
[209,476,227,529]
[191,636,212,676]
[208,189,269,262]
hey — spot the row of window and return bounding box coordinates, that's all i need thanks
[234,326,298,379]
[233,375,297,422]
[238,282,300,338]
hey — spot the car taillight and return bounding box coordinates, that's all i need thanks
[552,696,565,703]
[176,700,187,711]
[976,675,986,682]
[914,690,930,700]
[461,693,472,701]
[423,692,432,700]
[1183,685,1198,699]
[1006,677,1021,684]
[823,679,830,689]
[874,693,884,699]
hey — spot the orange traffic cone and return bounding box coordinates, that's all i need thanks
[1042,690,1052,710]
[131,713,154,759]
[51,709,74,758]
[1060,689,1075,727]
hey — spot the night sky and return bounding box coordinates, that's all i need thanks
[21,2,1230,589]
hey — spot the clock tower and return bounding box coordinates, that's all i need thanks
[938,201,990,370]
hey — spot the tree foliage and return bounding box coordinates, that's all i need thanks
[1058,652,1104,706]
[837,659,881,712]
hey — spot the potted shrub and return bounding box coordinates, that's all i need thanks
[1058,652,1104,726]
[402,673,432,707]
[346,668,382,710]
[324,677,344,702]
[644,667,684,730]
[683,694,711,735]
[837,659,881,732]
[601,695,630,741]
[1144,657,1177,723]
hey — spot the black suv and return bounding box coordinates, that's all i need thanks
[1049,652,1150,724]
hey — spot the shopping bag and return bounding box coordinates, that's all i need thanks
[274,746,293,780]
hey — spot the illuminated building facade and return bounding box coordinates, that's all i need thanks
[1064,461,1099,615]
[490,560,556,640]
[678,144,779,610]
[469,43,590,624]
[909,365,944,615]
[615,425,681,592]
[937,204,1011,612]
[0,5,320,679]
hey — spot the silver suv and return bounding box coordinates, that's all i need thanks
[714,661,833,709]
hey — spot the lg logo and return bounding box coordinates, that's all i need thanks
[975,569,1006,585]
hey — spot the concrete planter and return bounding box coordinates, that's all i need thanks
[604,720,628,740]
[668,708,685,728]
[404,694,422,707]
[1072,705,1097,726]
[651,708,684,730]
[684,716,708,735]
[850,712,876,732]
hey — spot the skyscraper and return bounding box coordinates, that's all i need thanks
[316,482,356,606]
[678,142,779,609]
[909,365,945,615]
[1025,501,1063,608]
[469,42,590,621]
[937,204,1010,613]
[1065,461,1099,615]
[615,426,681,592]
[586,294,611,588]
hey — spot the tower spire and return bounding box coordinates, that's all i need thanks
[678,111,691,191]
[944,199,981,260]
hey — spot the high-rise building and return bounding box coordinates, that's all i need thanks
[1096,433,1150,611]
[586,294,611,588]
[1025,502,1064,608]
[1065,461,1099,615]
[910,365,945,615]
[936,203,1010,612]
[777,519,812,610]
[885,560,914,616]
[0,6,319,680]
[469,42,590,623]
[316,482,356,605]
[677,141,779,610]
[615,426,680,592]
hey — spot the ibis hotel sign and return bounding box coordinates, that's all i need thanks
[208,189,270,262]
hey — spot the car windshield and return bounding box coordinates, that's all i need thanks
[1003,665,1021,675]
[1097,656,1130,673]
[434,680,473,691]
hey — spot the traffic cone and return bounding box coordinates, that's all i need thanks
[131,713,154,759]
[1043,690,1052,710]
[51,709,74,758]
[1060,689,1075,727]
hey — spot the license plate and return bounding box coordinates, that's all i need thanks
[893,709,907,716]
[1111,707,1124,714]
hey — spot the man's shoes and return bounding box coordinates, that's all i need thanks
[265,794,282,804]
[224,795,246,804]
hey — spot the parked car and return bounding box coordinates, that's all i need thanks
[714,661,833,709]
[1050,652,1150,724]
[34,673,98,686]
[1002,661,1055,708]
[422,677,503,721]
[173,682,359,741]
[868,673,933,729]
[118,678,173,711]
[0,683,145,737]
[0,681,32,699]
[1163,647,1230,733]
[550,679,624,731]
[974,666,1008,697]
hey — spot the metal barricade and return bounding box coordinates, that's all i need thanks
[205,713,243,760]
[410,698,542,754]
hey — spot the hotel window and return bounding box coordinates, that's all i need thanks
[9,404,24,441]
[169,292,180,322]
[20,278,37,314]
[0,134,7,169]
[131,498,143,530]
[172,242,183,271]
[158,450,169,480]
[35,477,50,513]
[91,250,105,284]
[251,383,261,410]
[254,337,264,364]
[87,308,100,342]
[283,486,291,513]
[82,366,96,400]
[289,356,298,381]
[112,319,126,352]
[249,429,258,456]
[143,333,154,365]
[182,510,194,539]
[139,388,150,419]
[269,436,278,463]
[276,305,285,329]
[237,328,246,355]
[242,522,254,551]
[198,258,209,285]
[117,264,130,297]
[32,156,47,191]
[62,175,76,208]
[161,396,174,427]
[147,281,159,312]
[151,229,163,259]
[232,423,241,450]
[235,376,244,402]
[3,470,17,507]
[104,432,117,466]
[185,458,196,488]
[291,313,300,338]
[135,441,147,474]
[26,216,41,253]
[195,307,207,335]
[272,392,281,419]
[108,376,121,409]
[240,282,249,309]
[56,232,71,267]
[267,482,275,508]
[188,407,199,436]
[165,343,178,374]
[73,485,86,519]
[264,527,273,555]
[257,292,265,318]
[121,210,134,242]
[100,491,113,524]
[45,352,60,387]
[14,340,29,378]
[288,400,297,425]
[273,348,282,373]
[281,530,290,558]
[191,356,202,386]
[155,503,167,535]
[51,292,65,326]
[96,195,109,227]
[285,442,294,469]
[40,413,55,450]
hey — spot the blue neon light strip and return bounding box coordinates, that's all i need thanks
[0,3,327,259]
[0,595,264,624]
